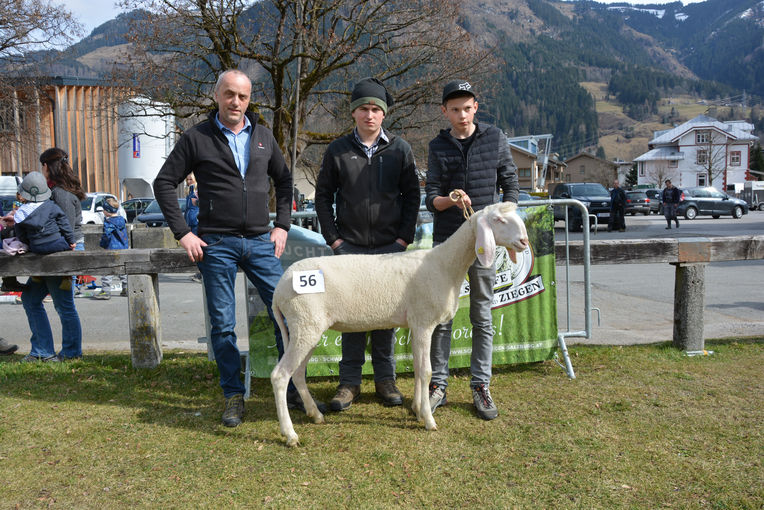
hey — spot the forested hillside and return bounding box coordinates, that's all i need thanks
[21,0,764,160]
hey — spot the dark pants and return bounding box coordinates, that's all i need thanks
[332,240,406,386]
[608,206,625,231]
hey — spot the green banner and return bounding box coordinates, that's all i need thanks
[249,205,557,378]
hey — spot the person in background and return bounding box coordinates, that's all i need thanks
[608,179,627,232]
[662,179,681,229]
[184,173,202,283]
[15,171,82,362]
[94,197,129,300]
[315,77,420,412]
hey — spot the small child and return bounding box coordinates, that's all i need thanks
[95,197,129,300]
[14,172,75,254]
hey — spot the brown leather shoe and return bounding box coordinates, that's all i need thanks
[375,379,403,407]
[329,384,360,411]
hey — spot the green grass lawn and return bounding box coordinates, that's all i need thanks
[1,339,762,509]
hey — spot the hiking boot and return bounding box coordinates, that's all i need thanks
[375,379,403,407]
[287,389,327,414]
[56,354,82,362]
[222,394,245,427]
[0,337,18,355]
[429,383,447,413]
[20,353,59,363]
[472,384,498,421]
[329,384,360,412]
[93,290,111,300]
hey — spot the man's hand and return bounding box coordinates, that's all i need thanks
[433,189,472,211]
[270,227,288,258]
[330,238,344,250]
[179,232,207,262]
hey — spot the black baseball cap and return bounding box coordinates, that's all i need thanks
[442,80,476,104]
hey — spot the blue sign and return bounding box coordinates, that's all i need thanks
[132,134,140,158]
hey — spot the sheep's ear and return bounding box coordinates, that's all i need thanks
[475,215,496,267]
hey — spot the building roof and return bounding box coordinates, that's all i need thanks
[633,147,684,162]
[650,114,758,145]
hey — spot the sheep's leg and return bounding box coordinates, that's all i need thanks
[271,359,298,446]
[292,345,324,424]
[411,328,437,431]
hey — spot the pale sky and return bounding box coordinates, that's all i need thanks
[66,1,125,36]
[67,0,707,36]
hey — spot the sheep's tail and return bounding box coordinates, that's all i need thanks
[272,303,290,351]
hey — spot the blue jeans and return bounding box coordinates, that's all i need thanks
[332,240,406,386]
[198,233,286,398]
[22,276,82,358]
[430,258,496,389]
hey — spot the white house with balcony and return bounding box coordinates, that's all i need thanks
[634,114,758,190]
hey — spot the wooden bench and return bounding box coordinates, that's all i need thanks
[2,234,762,368]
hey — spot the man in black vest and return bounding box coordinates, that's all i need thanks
[425,80,519,420]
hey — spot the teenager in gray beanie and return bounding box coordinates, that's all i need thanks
[315,77,420,412]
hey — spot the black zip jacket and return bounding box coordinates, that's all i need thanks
[153,111,292,240]
[315,131,420,247]
[425,122,519,243]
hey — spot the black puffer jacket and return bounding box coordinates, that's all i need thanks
[315,131,420,247]
[425,122,519,243]
[154,111,292,240]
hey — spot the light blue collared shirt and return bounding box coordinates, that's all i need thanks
[215,114,252,177]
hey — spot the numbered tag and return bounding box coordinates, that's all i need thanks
[292,270,325,294]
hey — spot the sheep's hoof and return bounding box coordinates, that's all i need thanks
[285,433,300,447]
[425,419,438,431]
[311,412,325,424]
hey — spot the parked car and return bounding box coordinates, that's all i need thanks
[122,197,154,223]
[135,199,186,227]
[551,182,611,231]
[676,186,749,220]
[625,190,651,216]
[81,192,124,224]
[0,175,21,196]
[644,189,662,214]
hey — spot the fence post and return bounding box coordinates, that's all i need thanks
[672,262,706,351]
[127,273,163,368]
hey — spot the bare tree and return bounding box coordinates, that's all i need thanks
[692,130,729,187]
[0,0,82,64]
[644,162,677,188]
[115,0,494,174]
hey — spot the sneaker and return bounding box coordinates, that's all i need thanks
[93,290,111,300]
[287,389,328,414]
[42,295,53,303]
[20,353,59,363]
[0,337,18,355]
[429,383,447,413]
[375,379,403,407]
[120,287,128,297]
[472,384,498,421]
[329,384,360,412]
[222,394,245,427]
[190,273,203,283]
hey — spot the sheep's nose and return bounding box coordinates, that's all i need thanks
[519,237,529,248]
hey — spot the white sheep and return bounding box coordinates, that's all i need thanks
[270,201,529,446]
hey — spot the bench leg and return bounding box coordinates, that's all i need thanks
[127,274,163,368]
[672,263,706,351]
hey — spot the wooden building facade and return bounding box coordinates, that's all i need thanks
[0,77,126,196]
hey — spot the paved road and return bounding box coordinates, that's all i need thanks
[2,212,762,354]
